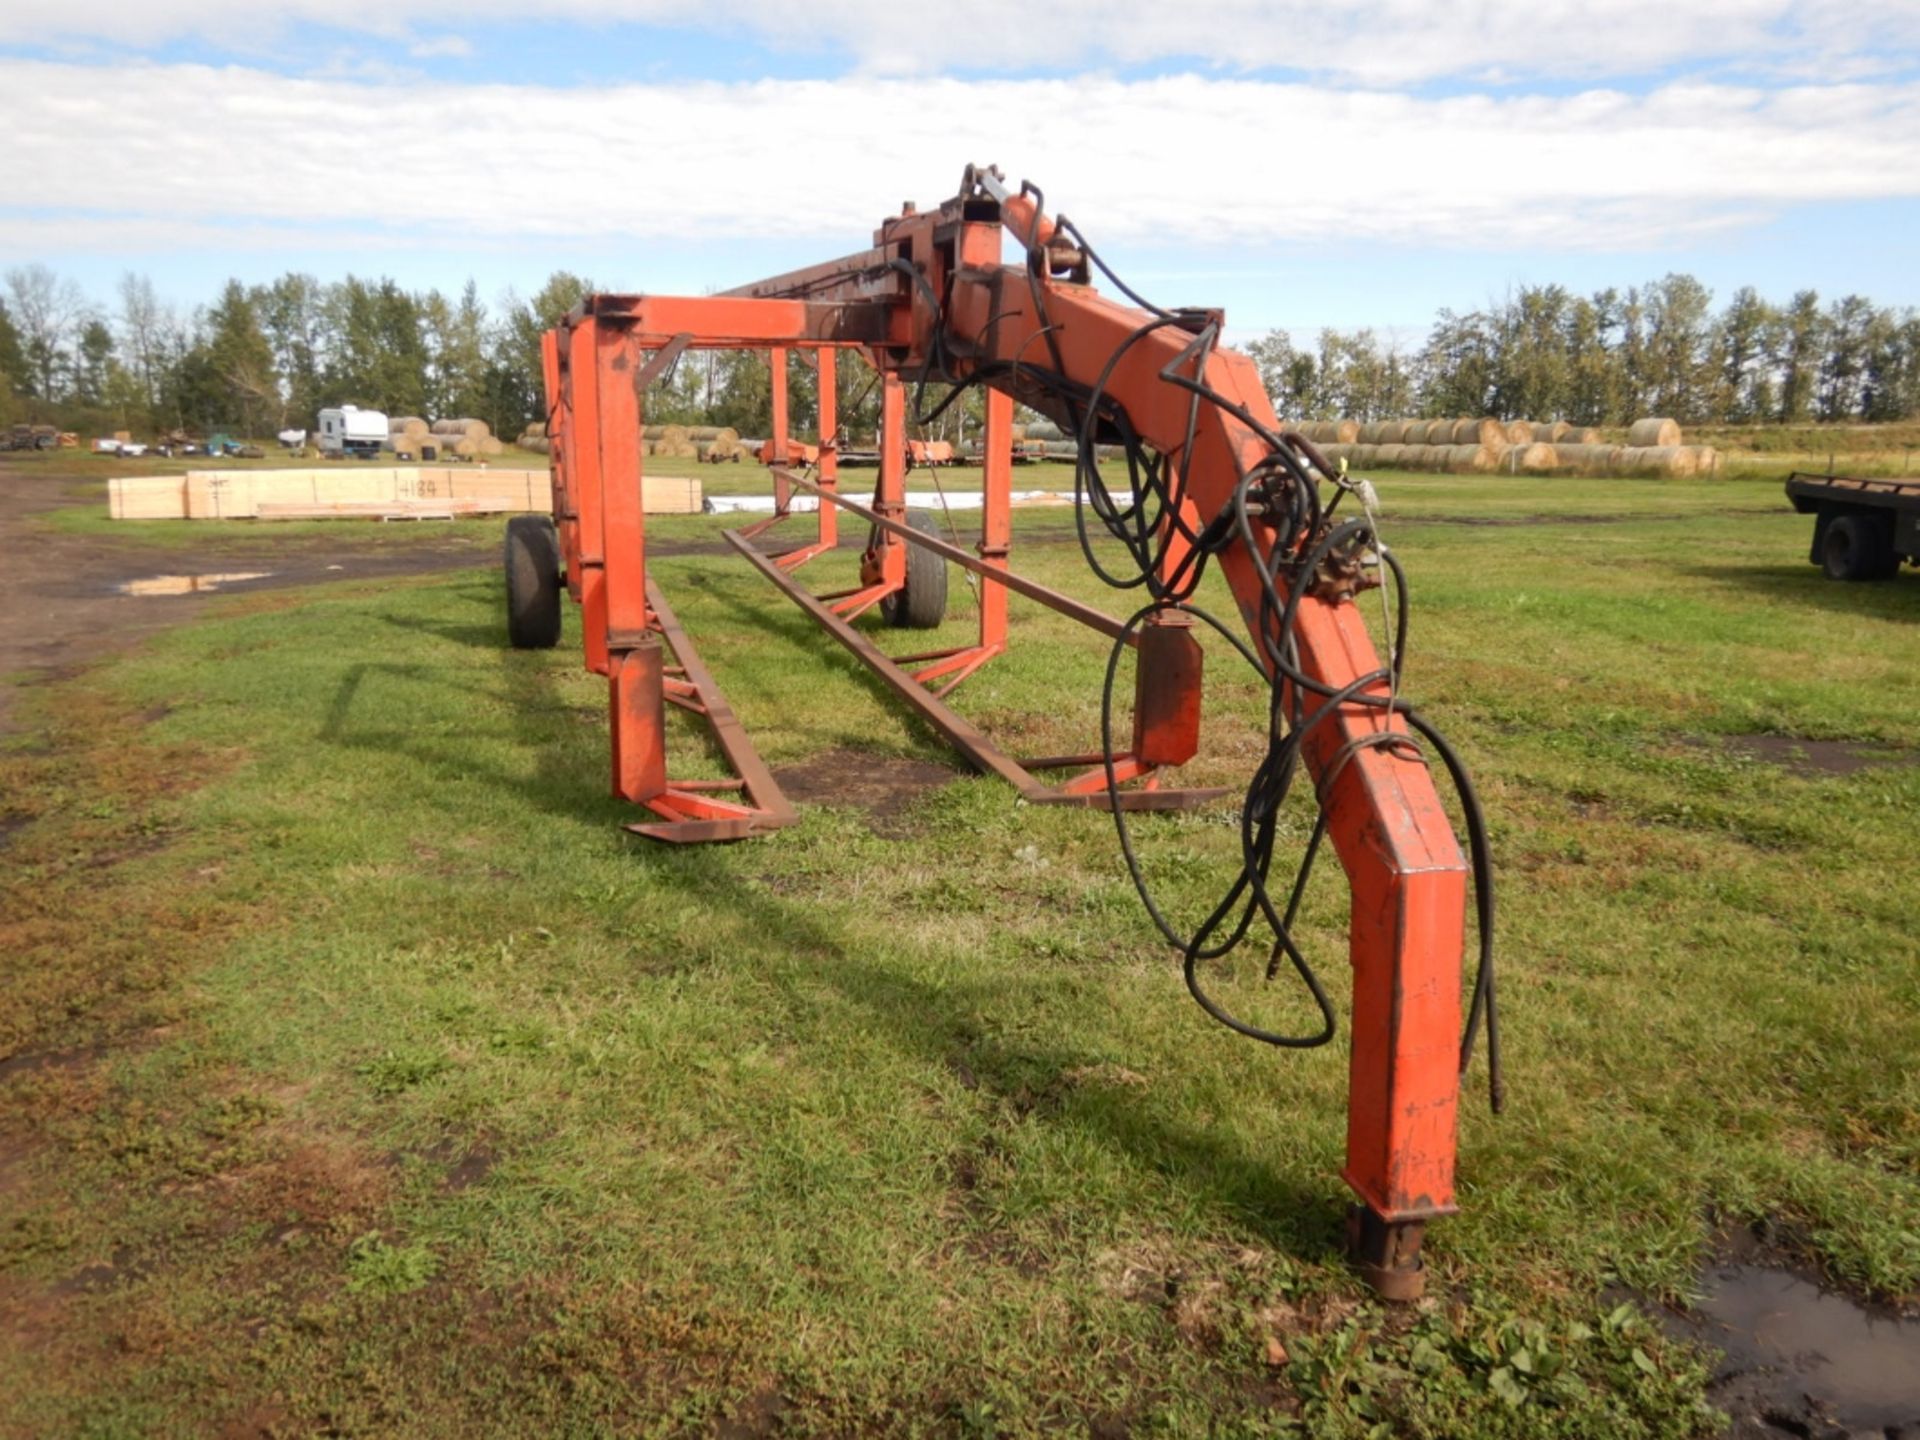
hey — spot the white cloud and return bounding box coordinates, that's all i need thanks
[407,34,470,58]
[2,0,1919,84]
[2,61,1917,262]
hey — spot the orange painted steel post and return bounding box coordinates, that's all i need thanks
[597,325,668,805]
[979,387,1012,650]
[770,346,789,465]
[567,317,610,676]
[769,346,791,515]
[875,372,907,589]
[816,347,838,551]
[540,327,582,600]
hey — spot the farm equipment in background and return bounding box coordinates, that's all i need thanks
[504,165,1500,1300]
[1787,472,1919,581]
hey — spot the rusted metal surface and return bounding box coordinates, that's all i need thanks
[1346,1206,1429,1303]
[1131,617,1204,768]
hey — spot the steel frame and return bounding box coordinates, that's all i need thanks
[535,168,1476,1296]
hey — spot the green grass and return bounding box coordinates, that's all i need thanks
[2,473,1917,1436]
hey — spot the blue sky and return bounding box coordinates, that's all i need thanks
[5,2,1920,343]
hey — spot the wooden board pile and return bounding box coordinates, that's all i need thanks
[108,467,701,520]
[1284,416,1719,476]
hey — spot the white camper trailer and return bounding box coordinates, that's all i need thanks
[316,405,388,458]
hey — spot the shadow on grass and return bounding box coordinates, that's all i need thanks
[317,570,1346,1269]
[1677,562,1920,620]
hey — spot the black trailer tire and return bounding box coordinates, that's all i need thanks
[1821,511,1898,582]
[881,510,949,629]
[505,515,563,648]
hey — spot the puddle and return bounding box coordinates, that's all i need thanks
[117,572,272,596]
[117,571,273,596]
[1666,1260,1920,1434]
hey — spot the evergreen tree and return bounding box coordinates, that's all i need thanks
[204,280,279,434]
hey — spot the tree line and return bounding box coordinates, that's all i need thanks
[1249,276,1920,427]
[3,264,1918,441]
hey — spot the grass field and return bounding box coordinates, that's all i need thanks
[2,470,1917,1437]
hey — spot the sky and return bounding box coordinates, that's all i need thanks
[4,1,1920,345]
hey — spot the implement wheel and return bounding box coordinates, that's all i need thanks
[504,515,563,648]
[1821,512,1896,582]
[881,510,949,630]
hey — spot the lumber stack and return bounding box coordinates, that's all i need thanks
[108,468,703,520]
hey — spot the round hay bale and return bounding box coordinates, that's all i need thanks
[1328,419,1359,445]
[1370,443,1406,466]
[1369,420,1403,444]
[1423,420,1456,444]
[1688,444,1723,476]
[523,420,547,440]
[659,423,691,446]
[1351,444,1378,467]
[479,435,504,457]
[1398,444,1435,471]
[1505,420,1534,445]
[1627,417,1682,447]
[1440,444,1481,473]
[430,418,465,436]
[1553,443,1612,473]
[1529,422,1568,443]
[1560,426,1599,445]
[392,416,430,438]
[451,436,480,458]
[1619,444,1691,476]
[1510,443,1557,473]
[521,436,551,455]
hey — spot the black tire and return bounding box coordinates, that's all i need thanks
[1821,511,1897,582]
[505,515,563,648]
[881,509,948,629]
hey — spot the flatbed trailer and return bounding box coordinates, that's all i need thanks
[1785,471,1920,581]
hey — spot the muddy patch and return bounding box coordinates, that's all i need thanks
[0,1042,110,1083]
[771,746,959,837]
[1697,732,1916,778]
[1659,1225,1920,1437]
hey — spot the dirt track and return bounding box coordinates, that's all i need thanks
[0,463,497,733]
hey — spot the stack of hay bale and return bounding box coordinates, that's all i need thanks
[429,417,505,460]
[1283,416,1719,477]
[517,421,550,455]
[389,416,436,458]
[642,423,697,458]
[637,424,754,462]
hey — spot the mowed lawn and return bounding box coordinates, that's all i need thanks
[2,471,1916,1437]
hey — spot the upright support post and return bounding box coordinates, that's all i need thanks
[770,346,790,466]
[567,319,610,676]
[540,328,582,601]
[873,372,907,589]
[979,388,1012,649]
[597,328,668,804]
[816,348,838,551]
